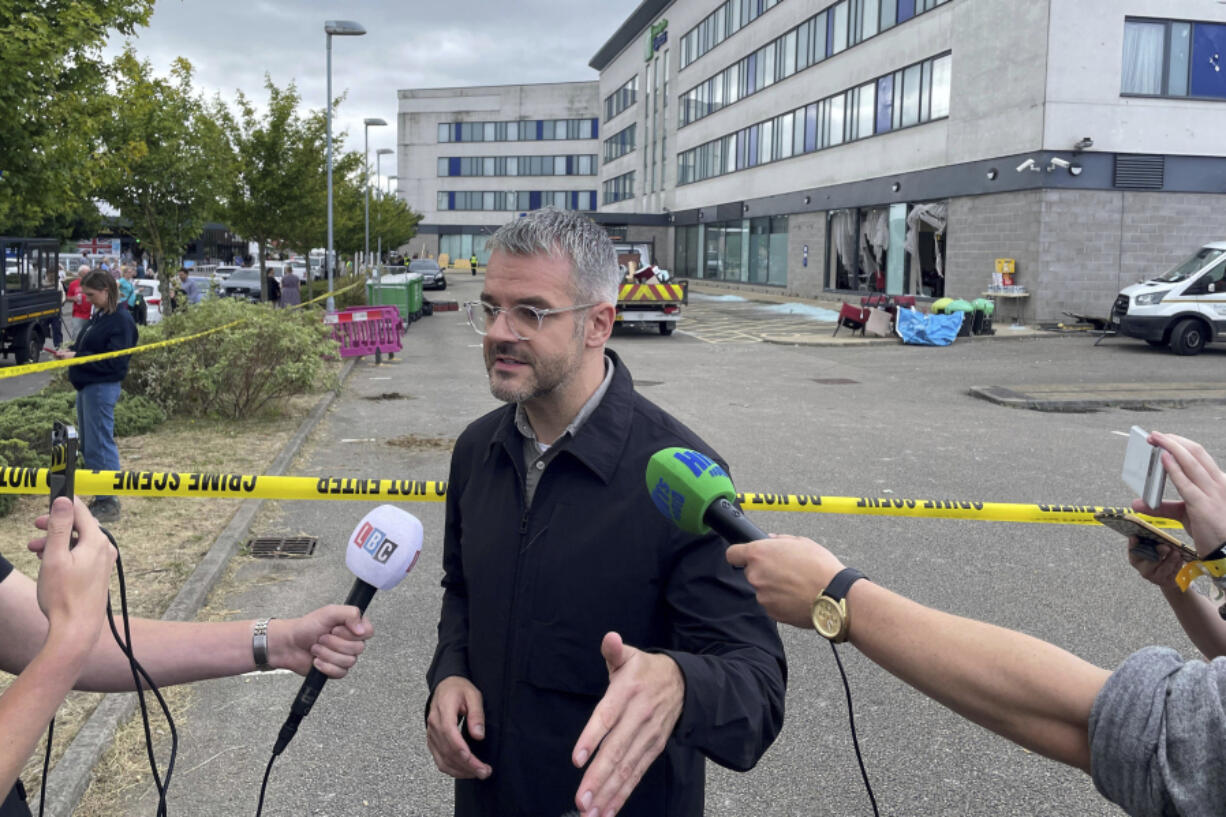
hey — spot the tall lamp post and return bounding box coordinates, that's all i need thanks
[386,175,398,195]
[324,19,366,311]
[363,118,387,269]
[374,149,393,262]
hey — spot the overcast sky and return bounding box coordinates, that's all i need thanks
[107,0,642,187]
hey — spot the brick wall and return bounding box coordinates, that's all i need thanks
[1035,190,1124,321]
[1120,192,1226,286]
[945,191,1043,320]
[784,212,827,298]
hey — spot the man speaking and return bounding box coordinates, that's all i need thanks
[426,208,786,817]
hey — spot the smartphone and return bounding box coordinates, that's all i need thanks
[1122,426,1167,510]
[1094,509,1197,562]
[49,422,77,513]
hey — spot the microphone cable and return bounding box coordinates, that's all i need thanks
[38,526,178,817]
[829,641,879,817]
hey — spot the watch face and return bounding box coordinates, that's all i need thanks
[812,596,846,641]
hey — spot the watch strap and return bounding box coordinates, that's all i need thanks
[252,617,274,671]
[823,567,868,602]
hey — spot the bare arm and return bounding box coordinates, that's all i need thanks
[727,535,1111,773]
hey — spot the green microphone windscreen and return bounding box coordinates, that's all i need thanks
[645,447,736,535]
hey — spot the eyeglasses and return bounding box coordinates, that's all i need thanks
[463,301,597,341]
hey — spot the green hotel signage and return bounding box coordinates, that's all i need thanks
[645,18,668,61]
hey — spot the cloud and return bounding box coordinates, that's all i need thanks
[105,0,640,158]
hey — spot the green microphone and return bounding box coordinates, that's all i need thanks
[645,448,768,543]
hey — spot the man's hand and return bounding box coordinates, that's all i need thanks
[269,606,373,678]
[571,632,684,817]
[28,497,116,652]
[726,535,845,628]
[427,675,491,780]
[1133,432,1226,557]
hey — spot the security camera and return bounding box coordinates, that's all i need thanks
[1047,157,1071,171]
[1016,158,1037,173]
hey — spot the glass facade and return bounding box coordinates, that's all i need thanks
[603,125,636,163]
[825,203,946,296]
[680,0,952,127]
[673,217,789,285]
[437,119,598,142]
[605,75,638,121]
[677,53,951,185]
[680,0,786,69]
[603,171,635,205]
[437,155,596,177]
[436,190,597,211]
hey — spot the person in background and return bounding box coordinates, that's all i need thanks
[51,271,138,523]
[280,264,301,308]
[727,431,1226,817]
[176,268,202,307]
[117,265,137,313]
[469,253,478,276]
[64,267,93,341]
[0,497,374,809]
[266,268,281,306]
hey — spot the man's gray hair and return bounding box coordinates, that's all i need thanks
[487,208,619,305]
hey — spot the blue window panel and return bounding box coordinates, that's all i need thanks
[566,156,574,175]
[453,123,463,142]
[747,125,759,167]
[897,0,914,23]
[876,75,894,134]
[448,192,455,210]
[1191,23,1226,98]
[570,191,579,209]
[826,11,835,57]
[529,191,542,210]
[536,120,544,140]
[588,191,596,210]
[746,53,757,95]
[804,103,817,153]
[448,157,461,176]
[591,118,600,138]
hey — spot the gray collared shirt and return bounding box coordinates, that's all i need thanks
[515,354,615,506]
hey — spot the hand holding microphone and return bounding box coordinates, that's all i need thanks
[645,447,768,543]
[273,505,423,756]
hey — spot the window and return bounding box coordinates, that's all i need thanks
[437,189,595,211]
[603,124,636,163]
[602,171,635,204]
[1123,18,1226,99]
[676,52,950,184]
[438,123,451,142]
[605,75,638,121]
[679,0,787,69]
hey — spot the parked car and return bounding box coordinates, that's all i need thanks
[1110,241,1226,355]
[134,278,163,324]
[218,267,264,301]
[214,265,240,280]
[409,259,446,290]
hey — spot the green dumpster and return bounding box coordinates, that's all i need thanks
[367,272,424,323]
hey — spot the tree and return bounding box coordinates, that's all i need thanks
[225,78,334,302]
[0,0,154,233]
[98,48,232,297]
[370,191,422,260]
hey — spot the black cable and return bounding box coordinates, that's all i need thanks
[35,526,178,817]
[830,641,880,817]
[102,527,177,817]
[253,753,277,817]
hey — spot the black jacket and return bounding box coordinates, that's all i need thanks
[67,308,138,389]
[428,351,787,816]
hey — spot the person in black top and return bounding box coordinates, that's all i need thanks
[0,497,374,812]
[51,271,137,523]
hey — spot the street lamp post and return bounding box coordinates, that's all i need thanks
[386,175,398,196]
[324,19,366,311]
[363,118,387,270]
[374,149,393,262]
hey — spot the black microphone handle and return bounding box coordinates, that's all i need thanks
[703,497,768,545]
[274,579,377,755]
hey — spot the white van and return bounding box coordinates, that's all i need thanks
[1110,242,1226,355]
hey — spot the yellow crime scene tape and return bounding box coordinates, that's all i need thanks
[0,466,1183,528]
[0,280,361,381]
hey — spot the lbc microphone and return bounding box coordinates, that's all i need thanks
[272,505,423,755]
[645,447,767,544]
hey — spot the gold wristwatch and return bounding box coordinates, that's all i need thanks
[811,568,867,643]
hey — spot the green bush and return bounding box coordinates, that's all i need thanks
[0,390,164,517]
[332,274,369,309]
[126,297,338,419]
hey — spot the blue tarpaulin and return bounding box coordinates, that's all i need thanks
[895,308,963,346]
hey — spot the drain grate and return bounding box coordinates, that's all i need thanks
[813,378,859,385]
[249,537,318,559]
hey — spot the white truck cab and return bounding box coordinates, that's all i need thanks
[1111,242,1226,355]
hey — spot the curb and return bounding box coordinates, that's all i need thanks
[33,358,357,817]
[759,329,1062,347]
[968,384,1226,412]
